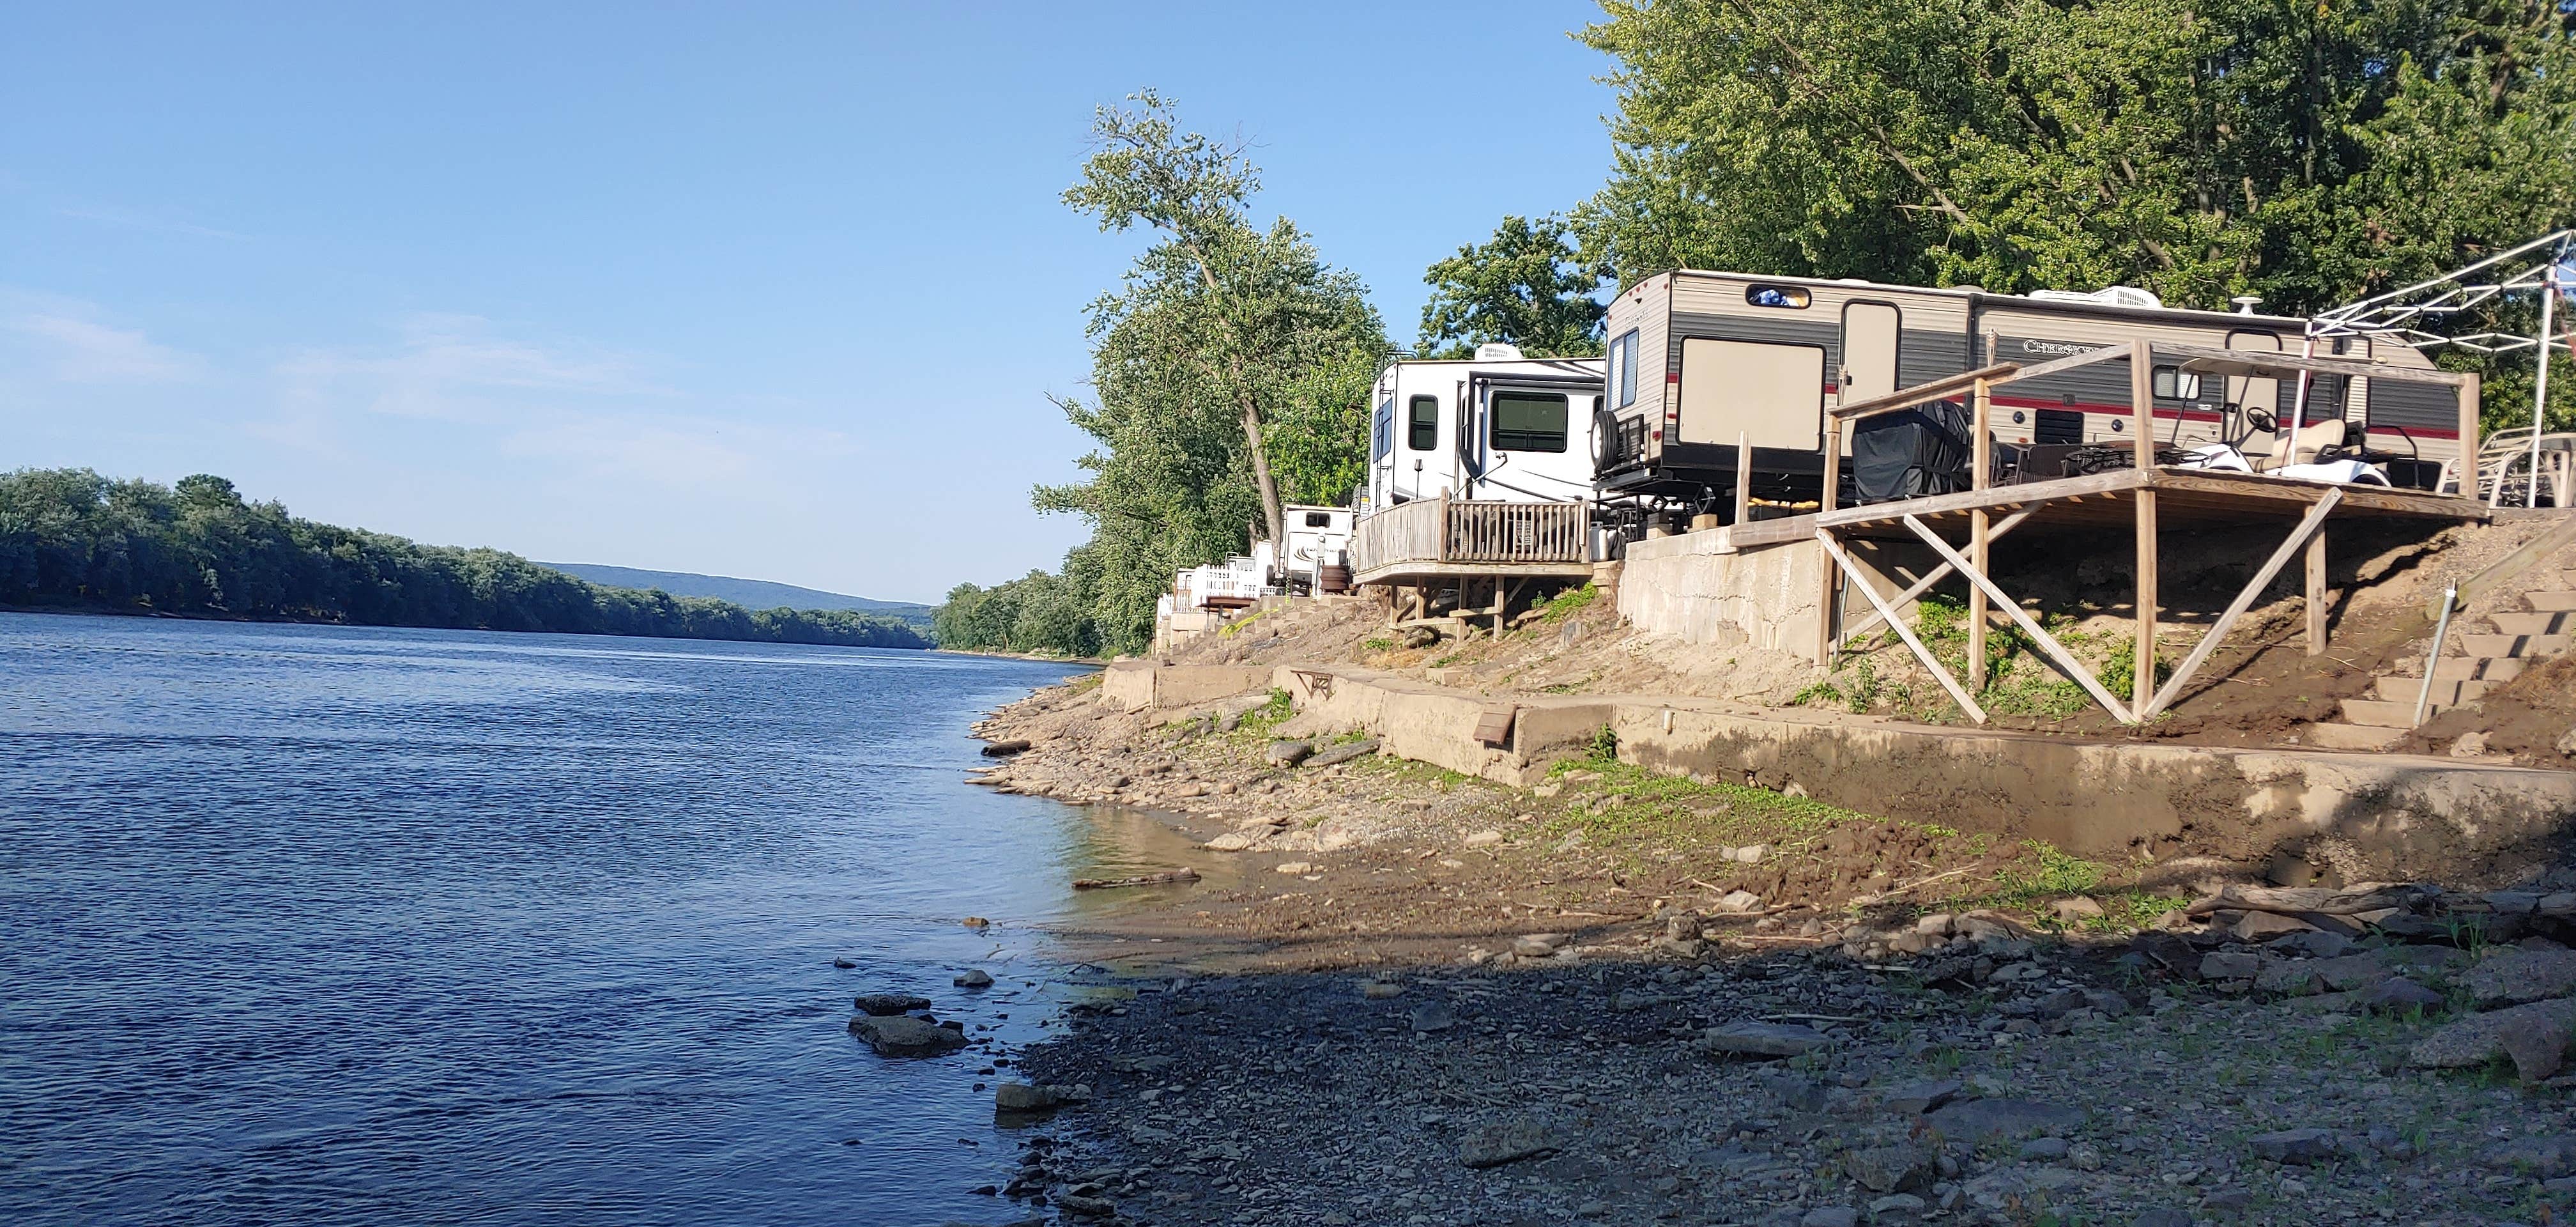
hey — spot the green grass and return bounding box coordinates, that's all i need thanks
[1537,582,1598,624]
[1358,636,1393,652]
[1216,606,1273,638]
[1542,750,1881,843]
[1945,838,2187,930]
[1228,687,1294,739]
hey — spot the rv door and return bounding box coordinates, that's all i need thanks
[1678,337,1827,451]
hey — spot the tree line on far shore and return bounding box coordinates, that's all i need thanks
[0,468,930,649]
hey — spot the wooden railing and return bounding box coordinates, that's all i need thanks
[1351,497,1591,575]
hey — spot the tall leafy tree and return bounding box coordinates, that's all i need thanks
[1041,91,1385,655]
[1418,215,1607,358]
[1575,0,2575,318]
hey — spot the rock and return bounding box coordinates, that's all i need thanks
[2250,1127,2340,1164]
[1714,890,1764,913]
[2269,930,2351,958]
[980,739,1031,757]
[1398,626,1439,649]
[854,992,931,1016]
[1411,1002,1456,1033]
[1880,1079,1962,1115]
[953,968,992,989]
[1800,1209,1859,1227]
[1202,830,1257,852]
[1462,829,1505,848]
[2199,1189,2252,1212]
[1305,739,1379,768]
[960,916,990,929]
[1843,1143,1935,1192]
[1458,1118,1560,1169]
[1923,1098,2085,1141]
[1512,932,1570,957]
[1868,1194,1927,1218]
[2451,730,2489,757]
[2198,950,2265,981]
[2050,896,2104,922]
[2081,989,2133,1017]
[2503,1017,2570,1083]
[994,1083,1060,1111]
[1733,844,1768,864]
[1698,1021,1830,1059]
[2131,1211,2192,1227]
[2018,1137,2070,1161]
[831,957,855,969]
[1266,739,1315,767]
[2467,948,2576,1007]
[1276,861,1315,875]
[2484,1133,2576,1178]
[1361,980,1406,999]
[1055,1192,1117,1217]
[849,1014,969,1056]
[2357,976,2446,1014]
[2409,997,2576,1068]
[2233,911,2320,941]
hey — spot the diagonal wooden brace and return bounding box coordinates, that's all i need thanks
[1899,514,2136,725]
[2140,488,2343,720]
[1839,508,2037,647]
[1816,529,1988,724]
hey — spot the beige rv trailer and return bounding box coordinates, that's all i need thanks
[1595,272,2457,514]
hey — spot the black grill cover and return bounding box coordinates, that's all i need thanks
[1851,398,1973,505]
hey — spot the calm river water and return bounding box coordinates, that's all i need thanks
[0,613,1170,1225]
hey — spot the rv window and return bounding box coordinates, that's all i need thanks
[1302,512,1330,528]
[1610,330,1639,407]
[2151,366,2202,401]
[1490,392,1569,452]
[1745,284,1812,309]
[1407,396,1439,451]
[1372,400,1393,461]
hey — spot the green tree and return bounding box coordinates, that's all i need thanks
[1574,0,2575,316]
[1042,90,1386,656]
[1418,214,1606,358]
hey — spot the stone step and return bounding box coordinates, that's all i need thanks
[2306,722,2409,751]
[2530,591,2576,613]
[2489,611,2573,637]
[2373,676,2487,705]
[2426,656,2526,682]
[2340,698,2446,728]
[2458,633,2570,659]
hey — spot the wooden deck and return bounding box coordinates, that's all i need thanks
[1351,497,1594,587]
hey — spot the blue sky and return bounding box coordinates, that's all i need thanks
[1,3,1620,603]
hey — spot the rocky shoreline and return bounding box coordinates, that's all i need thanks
[931,675,2576,1226]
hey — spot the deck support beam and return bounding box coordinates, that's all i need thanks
[1899,515,2135,724]
[2304,526,2329,655]
[1838,509,2035,647]
[2130,342,2159,718]
[2142,488,2343,720]
[1818,529,1986,723]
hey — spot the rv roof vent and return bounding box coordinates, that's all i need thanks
[1474,342,1525,362]
[2027,286,2165,310]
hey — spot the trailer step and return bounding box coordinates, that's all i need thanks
[2528,590,2576,613]
[2306,723,2409,751]
[2340,698,2446,728]
[2373,677,2486,705]
[2457,633,2570,660]
[2426,656,2526,682]
[2488,611,2572,637]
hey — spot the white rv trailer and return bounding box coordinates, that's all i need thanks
[1277,504,1353,592]
[1363,345,1610,516]
[1596,272,2457,517]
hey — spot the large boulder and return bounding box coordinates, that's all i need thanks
[849,1013,968,1056]
[1458,1118,1561,1169]
[854,992,931,1016]
[2409,997,2576,1070]
[1923,1098,2085,1141]
[1697,1021,1830,1059]
[2467,948,2576,1007]
[1304,739,1380,768]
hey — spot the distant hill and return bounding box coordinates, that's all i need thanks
[542,563,934,622]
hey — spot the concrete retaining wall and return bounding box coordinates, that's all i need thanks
[1096,661,1274,712]
[1271,664,2576,884]
[1616,529,1942,652]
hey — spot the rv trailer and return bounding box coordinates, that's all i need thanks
[1363,345,1609,516]
[1277,504,1353,594]
[1595,272,2458,522]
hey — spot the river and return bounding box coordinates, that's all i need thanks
[0,612,1167,1225]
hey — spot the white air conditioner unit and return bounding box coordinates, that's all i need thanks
[1474,342,1526,362]
[2027,286,2164,310]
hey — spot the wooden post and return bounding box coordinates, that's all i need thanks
[1816,421,1844,664]
[1968,378,1993,689]
[2131,343,2158,715]
[2457,371,2482,502]
[1734,431,1752,527]
[1436,491,1452,563]
[2304,525,2329,655]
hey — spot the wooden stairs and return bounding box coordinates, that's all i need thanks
[2306,583,2574,752]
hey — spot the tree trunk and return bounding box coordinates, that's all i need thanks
[1241,399,1286,552]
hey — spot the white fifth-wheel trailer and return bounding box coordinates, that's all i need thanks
[1361,344,1608,516]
